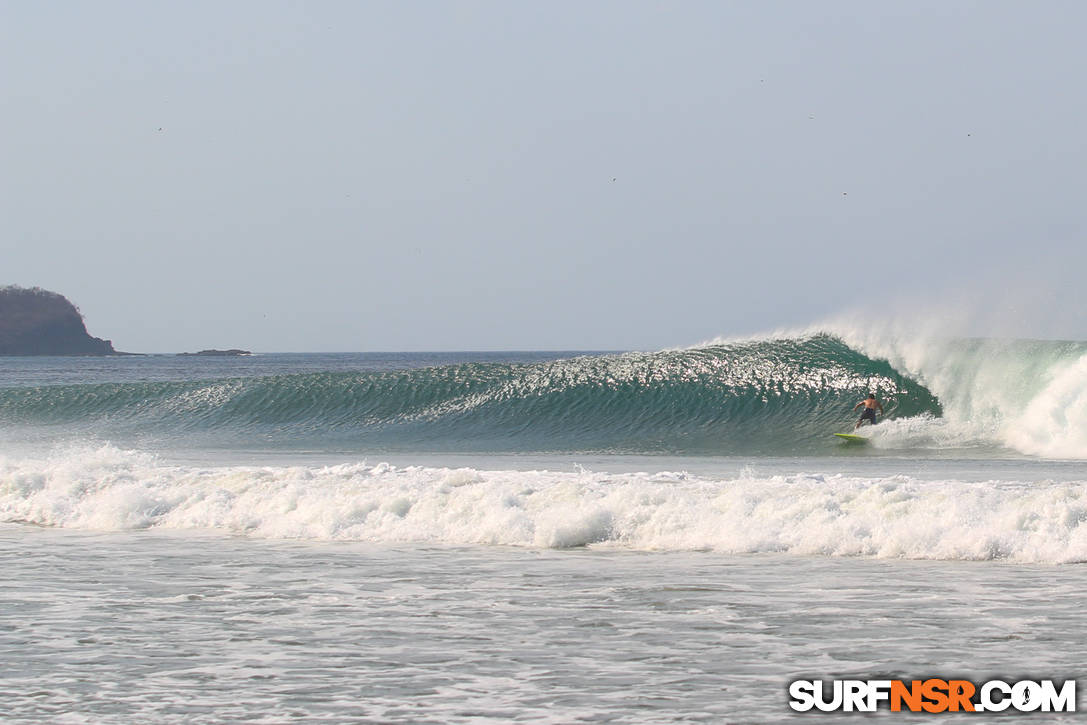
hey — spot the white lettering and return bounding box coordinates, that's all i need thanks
[1039,680,1076,712]
[814,680,842,712]
[788,680,816,712]
[843,680,867,712]
[1012,680,1043,712]
[980,680,1011,712]
[866,680,892,710]
[791,677,1077,713]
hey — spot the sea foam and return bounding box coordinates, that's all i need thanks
[4,445,1087,563]
[833,322,1087,459]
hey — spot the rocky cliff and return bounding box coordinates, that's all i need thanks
[0,286,116,355]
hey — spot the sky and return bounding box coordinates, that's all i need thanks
[3,0,1087,352]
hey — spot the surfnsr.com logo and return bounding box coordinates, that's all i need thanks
[788,679,1076,713]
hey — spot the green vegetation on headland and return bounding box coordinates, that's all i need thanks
[0,286,116,356]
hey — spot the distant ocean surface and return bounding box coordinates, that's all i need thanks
[3,334,1087,722]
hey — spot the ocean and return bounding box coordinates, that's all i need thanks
[2,333,1086,722]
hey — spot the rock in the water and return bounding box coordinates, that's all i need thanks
[178,349,253,356]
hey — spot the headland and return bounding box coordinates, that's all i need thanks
[0,286,116,355]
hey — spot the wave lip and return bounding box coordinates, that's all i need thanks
[4,446,1087,564]
[833,327,1087,459]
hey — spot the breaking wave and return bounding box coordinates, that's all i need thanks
[3,330,1087,457]
[0,335,938,455]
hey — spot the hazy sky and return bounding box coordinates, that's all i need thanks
[3,1,1086,352]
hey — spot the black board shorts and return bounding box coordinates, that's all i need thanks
[860,408,878,424]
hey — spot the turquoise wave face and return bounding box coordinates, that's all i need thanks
[0,335,940,454]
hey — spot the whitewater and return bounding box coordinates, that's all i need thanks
[5,446,1087,564]
[3,334,1087,722]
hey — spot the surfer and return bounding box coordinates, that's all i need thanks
[853,394,884,429]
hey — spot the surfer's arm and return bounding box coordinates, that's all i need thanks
[877,403,884,414]
[853,402,863,411]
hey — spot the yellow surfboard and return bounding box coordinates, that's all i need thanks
[834,433,869,444]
